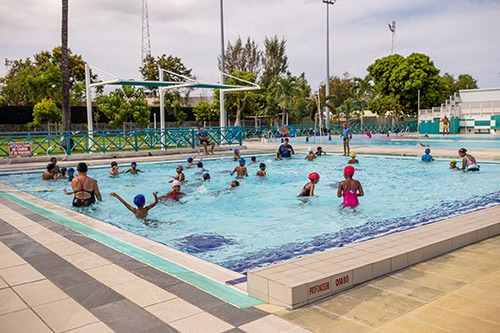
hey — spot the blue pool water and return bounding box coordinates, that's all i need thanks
[2,154,500,273]
[293,134,500,150]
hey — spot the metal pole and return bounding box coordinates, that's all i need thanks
[323,0,336,130]
[159,66,166,149]
[219,0,226,128]
[84,64,93,152]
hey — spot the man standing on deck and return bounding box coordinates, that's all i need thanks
[440,116,450,135]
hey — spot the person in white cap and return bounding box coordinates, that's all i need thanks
[305,147,316,161]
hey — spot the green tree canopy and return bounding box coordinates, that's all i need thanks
[219,36,261,75]
[97,86,150,128]
[193,100,219,127]
[260,35,289,87]
[29,98,62,129]
[0,47,93,106]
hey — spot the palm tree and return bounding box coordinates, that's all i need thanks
[61,0,70,131]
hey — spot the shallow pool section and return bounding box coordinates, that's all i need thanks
[1,155,500,273]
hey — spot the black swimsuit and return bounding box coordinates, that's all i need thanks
[72,177,96,207]
[299,184,311,197]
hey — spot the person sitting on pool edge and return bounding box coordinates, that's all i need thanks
[64,162,102,207]
[458,148,480,171]
[299,172,320,197]
[277,138,295,158]
[110,192,158,219]
[348,152,359,164]
[421,148,434,162]
[230,158,249,179]
[337,165,364,208]
[197,127,216,154]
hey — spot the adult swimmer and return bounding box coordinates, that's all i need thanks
[457,148,480,171]
[64,162,102,207]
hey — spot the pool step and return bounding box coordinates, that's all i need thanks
[247,206,500,309]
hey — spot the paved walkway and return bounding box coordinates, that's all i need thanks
[1,138,499,332]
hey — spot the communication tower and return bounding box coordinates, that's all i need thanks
[142,0,152,62]
[388,20,396,55]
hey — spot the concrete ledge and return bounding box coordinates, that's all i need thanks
[247,205,500,309]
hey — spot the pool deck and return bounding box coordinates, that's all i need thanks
[1,139,499,332]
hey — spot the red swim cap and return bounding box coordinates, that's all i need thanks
[308,172,320,181]
[343,122,347,127]
[344,165,355,176]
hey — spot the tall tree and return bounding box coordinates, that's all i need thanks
[218,36,261,75]
[97,86,150,128]
[223,71,260,126]
[260,35,288,87]
[266,73,309,125]
[61,0,70,130]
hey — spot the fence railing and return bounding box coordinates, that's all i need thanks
[0,121,418,157]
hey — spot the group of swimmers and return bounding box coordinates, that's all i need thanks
[421,147,480,171]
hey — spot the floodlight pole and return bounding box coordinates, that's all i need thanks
[85,64,94,151]
[323,0,336,130]
[159,67,166,149]
[219,0,227,128]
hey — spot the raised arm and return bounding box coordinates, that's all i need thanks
[110,192,135,213]
[145,192,159,210]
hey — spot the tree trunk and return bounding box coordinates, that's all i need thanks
[61,0,71,131]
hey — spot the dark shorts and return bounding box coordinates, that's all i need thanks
[73,196,95,207]
[343,138,349,141]
[200,139,209,144]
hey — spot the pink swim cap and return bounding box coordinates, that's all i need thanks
[344,165,355,176]
[308,172,320,181]
[171,180,181,188]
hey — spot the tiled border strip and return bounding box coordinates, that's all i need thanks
[247,205,500,308]
[0,190,263,308]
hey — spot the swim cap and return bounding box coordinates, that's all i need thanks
[131,161,137,166]
[350,152,356,157]
[259,162,266,169]
[450,160,457,163]
[60,167,67,173]
[187,157,194,163]
[203,173,211,180]
[172,180,181,188]
[134,194,146,206]
[176,164,183,170]
[67,167,75,174]
[459,148,467,154]
[308,172,320,181]
[239,157,246,165]
[308,147,313,152]
[425,148,431,154]
[234,149,239,154]
[344,165,355,176]
[343,122,347,127]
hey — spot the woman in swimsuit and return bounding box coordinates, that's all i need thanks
[337,165,364,207]
[64,162,102,207]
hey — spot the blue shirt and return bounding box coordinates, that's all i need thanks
[421,154,434,162]
[278,144,294,158]
[198,131,209,142]
[342,128,351,139]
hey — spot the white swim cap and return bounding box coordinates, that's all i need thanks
[308,147,313,152]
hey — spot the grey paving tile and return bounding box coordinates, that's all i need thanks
[208,303,268,327]
[27,252,76,277]
[168,282,226,311]
[0,224,15,237]
[223,328,246,333]
[91,299,174,333]
[48,225,78,237]
[84,242,132,263]
[10,241,52,258]
[67,234,99,247]
[140,325,179,333]
[0,231,33,246]
[65,280,125,309]
[118,258,149,271]
[132,266,183,289]
[47,269,95,290]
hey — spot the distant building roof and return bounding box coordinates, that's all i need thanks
[459,87,500,103]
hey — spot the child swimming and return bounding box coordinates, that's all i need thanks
[256,163,267,177]
[161,180,185,201]
[110,191,158,219]
[421,148,434,162]
[337,165,364,207]
[305,148,316,161]
[299,172,320,197]
[169,164,185,182]
[110,161,124,176]
[230,158,248,179]
[125,162,143,174]
[449,160,459,170]
[233,149,241,161]
[348,152,359,164]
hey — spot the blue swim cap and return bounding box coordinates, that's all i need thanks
[234,149,239,154]
[134,194,145,207]
[131,161,137,166]
[238,157,246,165]
[425,148,431,154]
[187,157,194,163]
[67,167,75,174]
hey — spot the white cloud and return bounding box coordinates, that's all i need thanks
[1,0,499,91]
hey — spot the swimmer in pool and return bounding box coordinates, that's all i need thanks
[42,163,56,180]
[110,161,124,176]
[230,158,248,179]
[315,146,326,156]
[110,191,158,219]
[202,173,211,181]
[64,162,102,207]
[421,148,434,162]
[299,172,320,197]
[348,152,359,164]
[458,148,480,171]
[228,180,240,190]
[67,167,75,181]
[186,156,202,168]
[169,164,185,182]
[233,148,241,161]
[54,166,67,179]
[161,180,185,201]
[250,156,258,163]
[194,161,207,174]
[337,165,364,207]
[256,163,267,177]
[449,160,459,170]
[305,148,316,161]
[125,162,143,174]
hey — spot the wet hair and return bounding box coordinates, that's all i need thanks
[459,148,467,154]
[50,157,57,163]
[59,167,67,174]
[197,161,203,167]
[47,163,55,171]
[77,162,88,173]
[251,156,256,162]
[111,161,118,167]
[259,163,266,169]
[203,173,211,180]
[231,180,240,187]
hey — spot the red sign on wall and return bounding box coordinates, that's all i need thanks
[9,142,31,157]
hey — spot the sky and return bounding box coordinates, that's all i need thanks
[1,0,499,96]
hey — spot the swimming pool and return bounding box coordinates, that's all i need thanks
[294,134,500,150]
[1,154,500,273]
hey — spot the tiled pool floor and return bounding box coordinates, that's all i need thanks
[1,141,499,332]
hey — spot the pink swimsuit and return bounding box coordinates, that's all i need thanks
[342,179,359,207]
